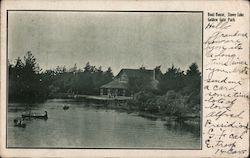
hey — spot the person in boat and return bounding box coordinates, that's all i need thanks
[14,118,19,124]
[22,110,48,119]
[63,105,69,110]
[14,117,26,127]
[44,111,48,119]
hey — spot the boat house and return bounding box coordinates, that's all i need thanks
[100,68,160,97]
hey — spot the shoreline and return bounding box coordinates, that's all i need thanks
[9,97,201,126]
[82,97,201,126]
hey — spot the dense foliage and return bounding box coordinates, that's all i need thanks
[9,51,48,102]
[9,52,113,102]
[129,63,201,117]
[9,51,201,115]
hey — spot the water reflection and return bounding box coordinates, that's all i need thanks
[164,121,200,137]
[8,99,200,148]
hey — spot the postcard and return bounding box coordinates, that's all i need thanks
[0,0,249,157]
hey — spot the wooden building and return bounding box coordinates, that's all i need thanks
[100,68,160,97]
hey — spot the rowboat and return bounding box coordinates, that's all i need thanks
[22,111,48,120]
[14,117,26,128]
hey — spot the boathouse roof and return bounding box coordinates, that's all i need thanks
[101,68,160,90]
[116,69,155,79]
[100,79,128,89]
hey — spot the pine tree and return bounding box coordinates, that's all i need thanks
[84,61,91,73]
[159,65,184,94]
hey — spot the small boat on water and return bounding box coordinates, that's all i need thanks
[14,117,26,128]
[22,111,48,120]
[63,105,69,110]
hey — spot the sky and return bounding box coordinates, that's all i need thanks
[8,11,202,75]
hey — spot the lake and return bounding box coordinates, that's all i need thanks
[7,99,201,149]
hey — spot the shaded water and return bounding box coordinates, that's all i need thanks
[7,99,200,148]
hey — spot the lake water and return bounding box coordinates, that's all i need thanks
[7,99,201,149]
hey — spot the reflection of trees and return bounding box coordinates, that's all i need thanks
[164,121,200,137]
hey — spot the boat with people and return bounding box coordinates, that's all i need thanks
[63,105,69,110]
[14,117,26,128]
[21,111,48,120]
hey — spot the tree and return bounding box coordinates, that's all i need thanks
[159,65,185,94]
[8,51,49,103]
[97,66,103,73]
[55,66,66,74]
[104,67,114,81]
[23,51,40,75]
[69,63,77,73]
[183,63,201,110]
[139,65,146,70]
[186,63,200,76]
[8,59,23,101]
[154,65,163,81]
[90,65,96,73]
[84,62,91,73]
[184,63,201,93]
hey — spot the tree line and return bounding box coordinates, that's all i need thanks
[8,51,114,102]
[128,63,201,117]
[8,51,201,108]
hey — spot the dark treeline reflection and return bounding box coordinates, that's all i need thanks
[8,51,201,107]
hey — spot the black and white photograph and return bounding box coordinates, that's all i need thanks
[7,11,202,149]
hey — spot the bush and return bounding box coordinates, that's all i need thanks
[133,91,158,112]
[156,91,189,117]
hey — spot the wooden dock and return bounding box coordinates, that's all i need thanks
[68,94,132,101]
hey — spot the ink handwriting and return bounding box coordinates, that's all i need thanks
[204,12,249,156]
